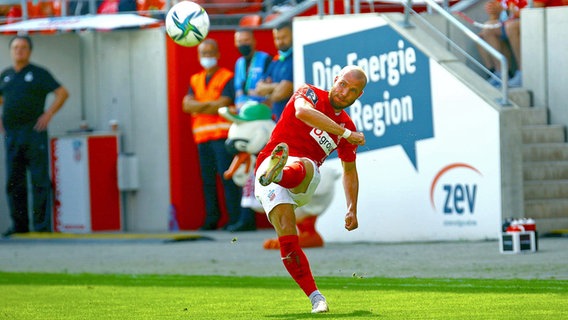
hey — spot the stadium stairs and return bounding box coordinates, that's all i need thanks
[517,94,568,235]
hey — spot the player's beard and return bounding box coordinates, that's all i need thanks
[329,92,350,111]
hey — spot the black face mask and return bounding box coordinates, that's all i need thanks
[238,45,253,57]
[278,44,292,53]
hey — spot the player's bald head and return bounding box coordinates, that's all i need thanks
[340,65,368,88]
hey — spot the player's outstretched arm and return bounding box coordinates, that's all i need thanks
[295,97,346,133]
[342,160,359,231]
[294,97,365,146]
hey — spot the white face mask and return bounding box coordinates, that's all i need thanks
[200,57,217,69]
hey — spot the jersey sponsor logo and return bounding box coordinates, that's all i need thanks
[25,72,33,82]
[310,128,337,155]
[305,88,318,105]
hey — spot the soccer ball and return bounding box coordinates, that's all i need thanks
[165,1,210,47]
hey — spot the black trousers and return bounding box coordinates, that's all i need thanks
[4,126,52,232]
[197,139,242,228]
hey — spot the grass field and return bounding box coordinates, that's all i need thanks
[1,272,567,319]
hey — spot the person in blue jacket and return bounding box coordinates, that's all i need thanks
[233,28,272,109]
[256,22,294,121]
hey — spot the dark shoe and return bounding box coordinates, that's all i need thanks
[225,222,257,232]
[2,229,15,238]
[199,223,218,231]
[2,228,28,238]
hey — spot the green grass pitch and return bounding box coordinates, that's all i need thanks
[1,272,566,319]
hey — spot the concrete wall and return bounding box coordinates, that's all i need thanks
[0,28,170,233]
[522,6,568,123]
[79,29,171,231]
[521,8,547,108]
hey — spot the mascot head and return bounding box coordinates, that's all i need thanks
[219,102,276,186]
[219,101,276,155]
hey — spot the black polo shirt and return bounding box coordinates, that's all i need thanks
[0,63,61,130]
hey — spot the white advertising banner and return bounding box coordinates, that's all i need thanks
[294,15,501,242]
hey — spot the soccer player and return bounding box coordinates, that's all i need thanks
[254,65,367,313]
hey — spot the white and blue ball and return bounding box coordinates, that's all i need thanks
[165,1,210,47]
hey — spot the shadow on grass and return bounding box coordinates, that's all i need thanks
[267,310,375,319]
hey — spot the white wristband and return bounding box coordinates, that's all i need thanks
[341,128,352,139]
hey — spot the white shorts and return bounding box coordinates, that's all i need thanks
[254,156,321,219]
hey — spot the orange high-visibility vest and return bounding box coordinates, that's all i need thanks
[189,67,233,144]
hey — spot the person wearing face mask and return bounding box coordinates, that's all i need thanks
[227,29,273,232]
[256,22,294,121]
[182,39,243,231]
[233,29,272,109]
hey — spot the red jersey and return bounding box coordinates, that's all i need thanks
[255,84,358,171]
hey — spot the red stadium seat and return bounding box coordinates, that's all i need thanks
[98,0,119,14]
[263,12,280,24]
[239,13,261,27]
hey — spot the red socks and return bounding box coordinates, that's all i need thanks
[279,235,317,296]
[278,161,306,189]
[276,163,317,296]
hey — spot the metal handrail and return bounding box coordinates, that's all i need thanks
[402,0,509,105]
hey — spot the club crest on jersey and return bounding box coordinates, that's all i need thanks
[25,72,33,82]
[310,128,337,155]
[305,88,318,105]
[268,189,276,201]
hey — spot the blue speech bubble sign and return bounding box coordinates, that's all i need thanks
[303,25,434,170]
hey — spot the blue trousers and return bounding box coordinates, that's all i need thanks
[4,126,52,232]
[197,139,242,227]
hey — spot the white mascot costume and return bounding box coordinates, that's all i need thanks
[219,102,339,249]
